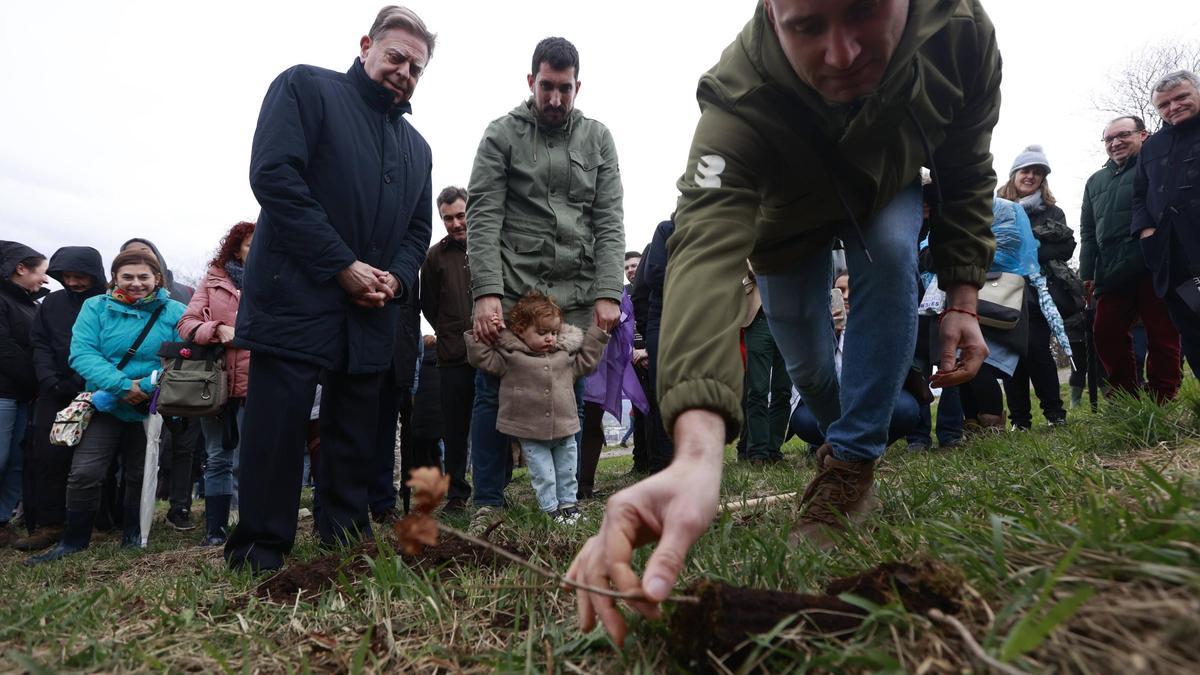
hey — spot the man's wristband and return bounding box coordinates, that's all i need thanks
[938,307,978,323]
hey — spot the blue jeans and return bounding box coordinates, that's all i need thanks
[758,182,922,462]
[519,436,578,512]
[471,370,585,508]
[200,404,242,498]
[790,390,920,447]
[907,385,964,447]
[0,398,29,523]
[470,371,510,507]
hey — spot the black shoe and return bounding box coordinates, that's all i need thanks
[576,489,609,501]
[442,497,468,514]
[200,533,227,547]
[371,508,398,525]
[167,508,196,531]
[25,542,88,566]
[122,506,143,548]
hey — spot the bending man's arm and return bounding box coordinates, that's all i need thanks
[567,103,763,645]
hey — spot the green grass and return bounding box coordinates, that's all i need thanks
[2,381,1199,673]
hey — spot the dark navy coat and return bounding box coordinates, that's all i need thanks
[1132,115,1200,296]
[236,59,433,373]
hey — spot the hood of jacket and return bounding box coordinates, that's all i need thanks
[46,246,106,299]
[120,237,192,299]
[495,323,585,356]
[0,240,50,303]
[0,240,45,278]
[710,0,958,142]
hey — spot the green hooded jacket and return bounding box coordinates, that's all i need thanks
[1078,155,1145,296]
[659,0,1001,439]
[466,100,625,331]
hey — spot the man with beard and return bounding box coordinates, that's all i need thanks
[465,37,625,533]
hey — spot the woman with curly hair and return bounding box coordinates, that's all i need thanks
[177,221,255,546]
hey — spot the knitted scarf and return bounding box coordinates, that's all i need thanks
[224,260,245,290]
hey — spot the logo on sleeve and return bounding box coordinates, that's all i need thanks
[693,154,726,188]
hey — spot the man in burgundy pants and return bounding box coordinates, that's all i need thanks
[1080,115,1181,401]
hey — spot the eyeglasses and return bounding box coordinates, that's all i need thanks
[1101,130,1140,145]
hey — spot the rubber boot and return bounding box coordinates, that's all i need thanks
[202,494,231,547]
[121,505,142,549]
[1069,385,1083,408]
[24,510,96,565]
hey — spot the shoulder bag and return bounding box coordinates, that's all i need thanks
[154,328,227,417]
[977,272,1025,330]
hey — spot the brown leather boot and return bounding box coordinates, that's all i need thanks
[790,444,879,549]
[977,412,1006,432]
[13,525,65,552]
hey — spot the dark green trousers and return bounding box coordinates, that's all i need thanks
[743,312,791,459]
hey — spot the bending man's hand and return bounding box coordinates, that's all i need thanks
[472,296,505,345]
[594,298,620,332]
[566,409,724,647]
[930,282,989,388]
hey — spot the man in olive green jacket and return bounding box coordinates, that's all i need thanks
[465,37,625,521]
[570,0,1000,646]
[1080,115,1180,400]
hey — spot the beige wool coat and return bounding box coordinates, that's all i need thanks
[466,324,609,441]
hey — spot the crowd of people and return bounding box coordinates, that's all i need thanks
[1,0,1199,648]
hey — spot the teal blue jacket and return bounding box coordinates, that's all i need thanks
[70,289,185,421]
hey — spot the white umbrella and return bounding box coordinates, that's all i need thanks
[138,413,164,548]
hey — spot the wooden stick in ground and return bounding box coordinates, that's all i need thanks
[720,492,797,514]
[436,523,698,604]
[928,609,1030,675]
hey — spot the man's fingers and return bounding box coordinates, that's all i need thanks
[641,515,698,604]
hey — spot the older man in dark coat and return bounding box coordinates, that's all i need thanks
[225,6,435,572]
[1133,70,1200,378]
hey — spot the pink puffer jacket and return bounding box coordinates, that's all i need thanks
[177,267,249,398]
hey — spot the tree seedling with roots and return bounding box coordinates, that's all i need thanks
[393,467,676,603]
[394,469,995,671]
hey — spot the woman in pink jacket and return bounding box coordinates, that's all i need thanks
[177,221,254,546]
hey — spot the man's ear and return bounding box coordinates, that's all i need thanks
[527,72,536,93]
[574,80,582,97]
[359,35,372,61]
[764,0,775,26]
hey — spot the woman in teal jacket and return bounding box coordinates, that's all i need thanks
[28,249,184,565]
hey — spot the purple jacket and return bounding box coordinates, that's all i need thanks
[584,289,648,417]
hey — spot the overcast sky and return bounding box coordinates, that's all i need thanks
[3,0,1200,290]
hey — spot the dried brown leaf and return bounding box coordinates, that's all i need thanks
[392,514,439,555]
[405,467,449,514]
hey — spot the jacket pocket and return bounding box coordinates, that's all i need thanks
[1138,228,1167,270]
[568,151,601,202]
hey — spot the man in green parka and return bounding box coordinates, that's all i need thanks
[1080,115,1180,401]
[465,37,625,526]
[569,0,1000,645]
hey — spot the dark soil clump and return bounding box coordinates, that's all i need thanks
[668,558,964,671]
[255,535,525,602]
[256,543,375,601]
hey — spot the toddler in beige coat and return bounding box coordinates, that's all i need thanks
[467,292,608,522]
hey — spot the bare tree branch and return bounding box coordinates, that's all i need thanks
[1093,41,1200,131]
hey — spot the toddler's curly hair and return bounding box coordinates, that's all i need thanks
[509,290,563,333]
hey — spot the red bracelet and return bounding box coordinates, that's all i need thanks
[939,307,978,323]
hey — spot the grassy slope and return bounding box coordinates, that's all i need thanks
[1,383,1198,674]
